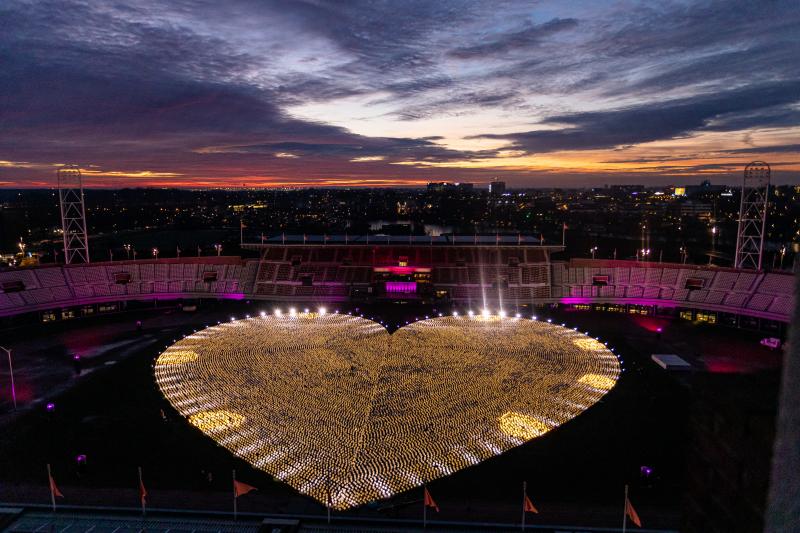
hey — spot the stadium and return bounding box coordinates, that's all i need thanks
[0,236,794,532]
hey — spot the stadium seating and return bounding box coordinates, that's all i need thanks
[0,253,794,323]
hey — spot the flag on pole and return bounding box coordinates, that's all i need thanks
[49,471,64,498]
[234,479,257,497]
[138,466,147,516]
[625,492,642,527]
[139,476,147,506]
[523,493,538,514]
[424,487,439,512]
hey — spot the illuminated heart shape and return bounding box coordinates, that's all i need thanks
[155,314,619,509]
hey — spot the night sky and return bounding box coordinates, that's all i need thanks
[1,0,798,188]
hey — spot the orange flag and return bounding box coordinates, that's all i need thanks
[139,478,147,506]
[423,487,439,512]
[234,479,257,498]
[49,473,64,498]
[626,495,642,527]
[523,493,538,514]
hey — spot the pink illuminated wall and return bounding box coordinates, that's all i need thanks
[385,281,417,294]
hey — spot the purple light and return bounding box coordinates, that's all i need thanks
[640,465,653,477]
[73,354,81,361]
[656,327,663,333]
[385,281,417,294]
[46,402,55,412]
[76,454,87,464]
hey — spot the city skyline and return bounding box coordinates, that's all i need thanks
[1,0,799,188]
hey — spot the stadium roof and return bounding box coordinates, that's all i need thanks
[245,234,556,246]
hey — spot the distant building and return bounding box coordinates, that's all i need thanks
[489,179,506,195]
[427,182,474,192]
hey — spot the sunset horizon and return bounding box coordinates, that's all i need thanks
[2,0,798,188]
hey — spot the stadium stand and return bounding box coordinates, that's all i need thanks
[0,247,794,323]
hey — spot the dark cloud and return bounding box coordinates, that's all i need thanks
[448,18,578,59]
[0,0,488,179]
[0,0,798,186]
[473,81,800,153]
[722,144,800,155]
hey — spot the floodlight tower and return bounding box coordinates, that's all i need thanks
[734,161,770,270]
[57,165,90,264]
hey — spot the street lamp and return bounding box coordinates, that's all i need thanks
[152,247,159,259]
[124,244,132,260]
[214,243,222,256]
[0,346,17,411]
[590,246,598,259]
[780,245,786,270]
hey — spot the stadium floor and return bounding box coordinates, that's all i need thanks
[0,301,783,531]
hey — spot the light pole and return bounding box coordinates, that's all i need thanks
[152,247,159,259]
[214,244,222,257]
[124,244,131,260]
[779,245,786,270]
[0,346,17,411]
[590,246,597,259]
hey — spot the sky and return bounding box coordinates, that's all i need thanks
[1,0,798,188]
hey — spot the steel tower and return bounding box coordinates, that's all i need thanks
[734,161,770,270]
[57,165,90,264]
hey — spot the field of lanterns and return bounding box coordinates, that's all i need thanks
[154,311,621,509]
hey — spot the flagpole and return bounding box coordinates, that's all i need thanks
[562,223,566,247]
[521,481,526,531]
[622,484,628,533]
[423,484,427,529]
[47,463,56,512]
[138,466,146,516]
[233,469,237,521]
[326,474,332,525]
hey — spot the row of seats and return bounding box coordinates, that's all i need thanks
[553,262,795,319]
[0,260,245,313]
[260,246,548,265]
[0,258,794,321]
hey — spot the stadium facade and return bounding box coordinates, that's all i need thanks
[0,237,794,329]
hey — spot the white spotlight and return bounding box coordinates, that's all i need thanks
[274,309,282,316]
[482,309,491,318]
[499,310,507,318]
[468,310,475,317]
[319,307,327,316]
[452,311,459,317]
[515,313,521,318]
[260,311,266,317]
[289,308,297,316]
[304,308,310,314]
